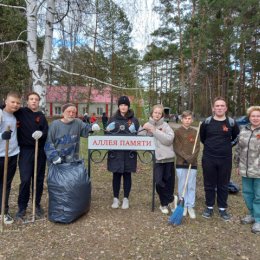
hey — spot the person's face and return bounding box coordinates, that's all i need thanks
[152,107,163,121]
[5,96,21,113]
[249,110,260,128]
[181,115,193,128]
[212,100,227,117]
[27,94,40,112]
[63,106,77,122]
[119,104,129,115]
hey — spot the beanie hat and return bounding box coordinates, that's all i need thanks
[62,103,76,112]
[118,96,130,107]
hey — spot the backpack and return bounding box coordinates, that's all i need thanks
[205,116,235,127]
[204,116,237,146]
[228,181,240,194]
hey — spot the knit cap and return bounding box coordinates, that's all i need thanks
[118,96,130,107]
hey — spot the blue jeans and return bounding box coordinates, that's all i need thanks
[242,177,260,223]
[176,168,197,208]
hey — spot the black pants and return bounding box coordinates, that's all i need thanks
[18,147,46,211]
[113,172,131,198]
[202,156,232,208]
[154,162,175,207]
[0,155,18,213]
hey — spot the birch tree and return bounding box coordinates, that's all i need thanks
[0,0,55,110]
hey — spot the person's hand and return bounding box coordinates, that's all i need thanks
[142,123,155,133]
[236,168,240,175]
[106,122,115,131]
[129,123,137,133]
[1,130,12,140]
[32,130,43,140]
[53,157,62,165]
[0,109,3,124]
[186,155,195,165]
[91,123,100,132]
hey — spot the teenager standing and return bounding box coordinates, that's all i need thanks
[106,96,139,209]
[174,111,200,219]
[200,97,239,221]
[234,106,260,234]
[15,92,48,220]
[140,104,175,214]
[0,92,21,224]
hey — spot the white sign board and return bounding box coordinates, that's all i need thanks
[88,136,155,151]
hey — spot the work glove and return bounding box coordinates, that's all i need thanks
[129,123,137,133]
[53,157,62,165]
[106,122,116,131]
[0,109,2,124]
[91,123,100,132]
[32,130,43,140]
[1,130,12,140]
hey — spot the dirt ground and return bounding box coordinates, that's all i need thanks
[1,126,260,260]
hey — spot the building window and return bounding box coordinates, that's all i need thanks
[54,106,62,115]
[97,107,103,115]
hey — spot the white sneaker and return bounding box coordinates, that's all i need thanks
[0,213,14,225]
[111,198,120,209]
[252,222,260,234]
[122,198,129,209]
[188,208,196,219]
[159,206,169,215]
[241,215,255,224]
[183,207,188,216]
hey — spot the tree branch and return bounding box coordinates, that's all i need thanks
[0,3,26,11]
[41,59,141,90]
[0,40,28,46]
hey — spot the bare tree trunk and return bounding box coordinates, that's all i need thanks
[26,0,55,111]
[177,0,185,112]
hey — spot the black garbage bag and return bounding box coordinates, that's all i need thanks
[47,160,91,223]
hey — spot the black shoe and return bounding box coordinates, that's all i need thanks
[202,207,213,219]
[15,209,26,221]
[219,209,231,221]
[36,205,44,218]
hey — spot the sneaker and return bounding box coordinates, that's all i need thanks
[241,215,255,225]
[159,205,169,215]
[202,207,213,219]
[36,205,45,218]
[183,207,188,216]
[188,208,196,219]
[251,222,260,234]
[15,209,26,221]
[219,209,231,221]
[168,195,178,212]
[0,213,14,225]
[122,198,129,209]
[111,198,120,209]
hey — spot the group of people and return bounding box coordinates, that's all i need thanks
[106,96,260,235]
[0,91,48,224]
[0,92,100,225]
[0,92,259,234]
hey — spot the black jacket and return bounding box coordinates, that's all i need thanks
[107,109,139,173]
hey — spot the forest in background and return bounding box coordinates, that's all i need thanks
[0,0,259,117]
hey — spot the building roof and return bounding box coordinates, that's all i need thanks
[46,85,117,104]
